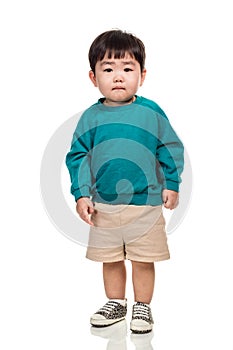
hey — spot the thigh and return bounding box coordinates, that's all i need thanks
[86,202,125,262]
[124,206,170,262]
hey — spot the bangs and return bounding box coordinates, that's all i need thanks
[100,48,135,61]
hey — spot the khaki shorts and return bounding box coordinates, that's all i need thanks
[86,203,170,263]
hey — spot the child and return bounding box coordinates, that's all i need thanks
[66,29,184,333]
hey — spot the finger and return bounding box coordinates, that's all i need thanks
[162,192,168,203]
[164,201,170,209]
[88,206,95,215]
[164,199,173,210]
[80,211,94,226]
[165,201,176,210]
[81,214,94,226]
[163,197,169,207]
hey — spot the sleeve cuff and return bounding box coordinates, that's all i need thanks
[165,180,179,192]
[73,186,90,202]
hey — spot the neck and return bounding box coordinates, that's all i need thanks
[104,96,136,106]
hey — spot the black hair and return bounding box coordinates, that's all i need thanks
[88,29,146,74]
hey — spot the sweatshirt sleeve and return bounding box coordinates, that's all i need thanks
[65,116,93,201]
[156,113,184,192]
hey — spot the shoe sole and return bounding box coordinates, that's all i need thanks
[131,328,152,334]
[91,316,126,327]
[130,321,153,334]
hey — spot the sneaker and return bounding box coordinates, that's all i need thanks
[130,302,154,334]
[90,300,127,327]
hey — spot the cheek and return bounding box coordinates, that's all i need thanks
[96,75,109,86]
[96,81,110,95]
[138,76,144,87]
[98,81,108,91]
[132,77,142,89]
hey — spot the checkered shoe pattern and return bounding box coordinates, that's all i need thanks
[91,300,127,327]
[130,302,154,333]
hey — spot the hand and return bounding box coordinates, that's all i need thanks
[162,189,179,210]
[76,197,95,226]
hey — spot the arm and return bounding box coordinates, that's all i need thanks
[66,118,94,222]
[66,135,92,201]
[156,114,184,209]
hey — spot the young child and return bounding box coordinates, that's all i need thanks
[66,29,184,333]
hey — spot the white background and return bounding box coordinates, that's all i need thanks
[1,0,232,349]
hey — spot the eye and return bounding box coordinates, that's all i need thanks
[124,68,133,72]
[103,68,113,72]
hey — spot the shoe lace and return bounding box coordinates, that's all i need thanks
[133,303,151,320]
[98,301,120,315]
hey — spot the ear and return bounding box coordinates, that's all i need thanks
[140,68,147,86]
[89,70,98,87]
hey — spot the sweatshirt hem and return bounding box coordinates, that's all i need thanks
[92,193,163,206]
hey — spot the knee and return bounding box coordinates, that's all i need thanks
[103,260,125,268]
[131,260,154,270]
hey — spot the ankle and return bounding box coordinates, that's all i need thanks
[134,300,151,306]
[109,298,127,306]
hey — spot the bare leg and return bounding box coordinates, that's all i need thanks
[103,261,126,299]
[131,261,155,304]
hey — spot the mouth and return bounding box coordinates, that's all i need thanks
[112,86,125,90]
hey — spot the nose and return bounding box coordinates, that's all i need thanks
[113,71,124,82]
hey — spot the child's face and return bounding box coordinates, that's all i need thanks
[89,52,146,106]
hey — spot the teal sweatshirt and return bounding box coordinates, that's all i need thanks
[66,96,184,206]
